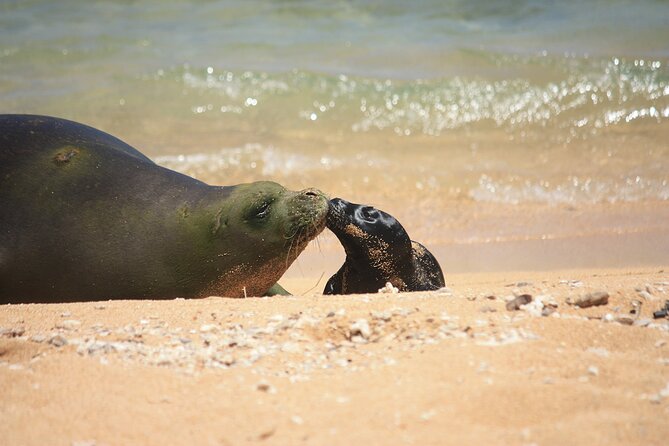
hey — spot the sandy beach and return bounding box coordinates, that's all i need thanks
[2,267,668,446]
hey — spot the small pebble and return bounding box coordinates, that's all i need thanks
[221,354,235,366]
[586,347,610,357]
[256,381,276,394]
[370,310,392,321]
[638,291,654,301]
[567,291,609,308]
[349,319,372,340]
[587,365,599,376]
[506,294,532,311]
[615,316,634,326]
[56,319,81,330]
[49,335,68,347]
[420,409,437,421]
[378,282,399,294]
[199,324,217,333]
[30,334,47,343]
[291,415,304,425]
[0,327,26,338]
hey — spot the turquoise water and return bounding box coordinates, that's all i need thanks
[1,0,668,204]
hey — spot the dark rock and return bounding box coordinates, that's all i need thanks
[506,294,532,311]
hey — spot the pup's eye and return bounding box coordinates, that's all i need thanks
[255,202,270,219]
[360,206,377,220]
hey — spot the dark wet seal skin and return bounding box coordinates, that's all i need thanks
[324,198,445,295]
[0,114,329,303]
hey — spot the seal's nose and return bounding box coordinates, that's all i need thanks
[329,197,348,210]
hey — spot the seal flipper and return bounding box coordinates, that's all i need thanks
[324,265,345,295]
[410,241,445,290]
[265,283,291,296]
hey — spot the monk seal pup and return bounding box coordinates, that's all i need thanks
[324,198,445,295]
[0,114,328,303]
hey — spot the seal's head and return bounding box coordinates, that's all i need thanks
[326,198,412,268]
[204,181,329,297]
[324,198,445,295]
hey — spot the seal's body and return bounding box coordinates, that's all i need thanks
[0,115,328,303]
[324,198,444,295]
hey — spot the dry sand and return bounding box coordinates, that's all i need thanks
[1,267,669,446]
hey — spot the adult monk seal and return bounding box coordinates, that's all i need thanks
[324,198,445,295]
[0,115,328,303]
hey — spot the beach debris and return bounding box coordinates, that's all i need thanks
[420,409,437,421]
[0,326,26,338]
[586,347,610,358]
[257,427,276,441]
[652,300,669,319]
[49,335,68,347]
[638,290,655,301]
[506,294,532,311]
[655,340,667,348]
[647,382,669,404]
[475,328,538,346]
[291,415,304,425]
[633,318,651,327]
[56,319,81,330]
[567,291,609,308]
[349,319,372,341]
[614,316,634,325]
[378,282,399,294]
[629,299,643,317]
[370,310,392,321]
[199,324,218,333]
[256,381,276,394]
[559,280,583,288]
[30,334,47,343]
[518,295,558,317]
[587,365,599,376]
[479,306,497,313]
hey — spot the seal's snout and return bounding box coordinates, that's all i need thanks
[326,198,351,231]
[329,197,348,211]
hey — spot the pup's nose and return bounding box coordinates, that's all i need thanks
[329,197,348,210]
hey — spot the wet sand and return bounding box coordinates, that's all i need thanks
[2,267,668,446]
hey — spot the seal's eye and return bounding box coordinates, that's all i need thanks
[255,201,270,219]
[359,206,378,222]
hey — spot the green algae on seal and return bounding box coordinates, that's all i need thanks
[0,115,328,303]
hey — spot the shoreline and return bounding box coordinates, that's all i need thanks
[2,266,668,445]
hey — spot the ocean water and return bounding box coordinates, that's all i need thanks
[1,0,668,211]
